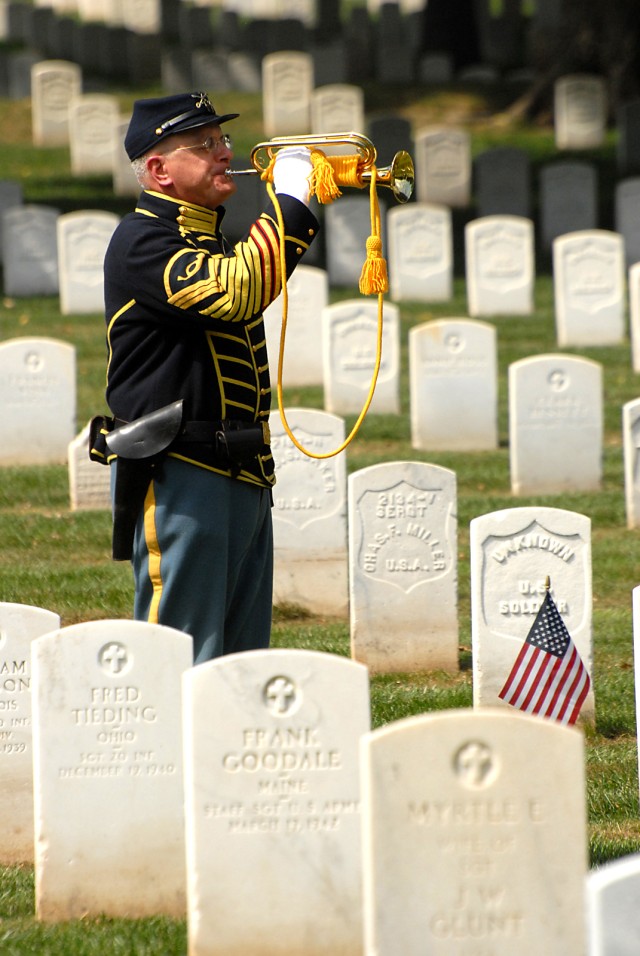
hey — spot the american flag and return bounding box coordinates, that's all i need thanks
[498,589,591,726]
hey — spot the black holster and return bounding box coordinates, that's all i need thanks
[92,401,185,562]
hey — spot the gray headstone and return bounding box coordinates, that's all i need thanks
[2,205,59,297]
[0,179,22,259]
[474,146,531,218]
[183,649,370,955]
[539,161,598,250]
[32,620,192,920]
[615,177,640,268]
[362,709,587,955]
[349,460,458,674]
[509,354,603,495]
[617,99,640,176]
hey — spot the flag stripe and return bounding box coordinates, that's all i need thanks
[498,591,590,726]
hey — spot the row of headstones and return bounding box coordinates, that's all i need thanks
[4,173,640,356]
[0,0,556,90]
[1,607,639,953]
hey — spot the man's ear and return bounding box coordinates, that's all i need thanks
[145,154,173,188]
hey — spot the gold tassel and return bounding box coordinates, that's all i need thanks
[359,234,388,294]
[308,150,342,203]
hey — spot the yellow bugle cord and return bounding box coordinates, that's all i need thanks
[265,152,385,460]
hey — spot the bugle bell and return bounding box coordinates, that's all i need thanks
[226,131,414,203]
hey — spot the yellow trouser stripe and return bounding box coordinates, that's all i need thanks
[143,481,163,624]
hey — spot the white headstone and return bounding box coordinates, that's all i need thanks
[121,0,160,32]
[57,210,119,314]
[68,421,112,511]
[0,338,75,465]
[465,215,535,316]
[554,74,607,150]
[270,408,348,617]
[263,264,328,387]
[324,195,372,288]
[470,506,594,723]
[310,83,365,135]
[587,853,640,956]
[68,94,120,175]
[322,297,400,415]
[387,202,453,302]
[362,709,587,956]
[409,318,498,451]
[630,262,640,372]
[262,51,313,137]
[415,127,471,207]
[183,648,370,956]
[509,354,603,495]
[2,204,59,297]
[0,603,60,864]
[32,620,192,921]
[553,230,626,346]
[622,399,640,529]
[31,59,81,146]
[349,460,458,674]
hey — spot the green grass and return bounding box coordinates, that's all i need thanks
[1,81,640,951]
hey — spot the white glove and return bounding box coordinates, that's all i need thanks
[272,146,313,205]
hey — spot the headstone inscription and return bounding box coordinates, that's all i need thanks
[263,264,328,387]
[349,460,458,674]
[552,230,626,347]
[183,648,370,956]
[270,408,348,618]
[2,204,60,297]
[262,50,313,137]
[0,603,60,865]
[57,210,119,315]
[322,297,400,416]
[465,215,534,316]
[587,852,640,956]
[414,127,471,207]
[409,318,498,451]
[386,202,453,302]
[362,709,587,956]
[68,421,112,511]
[32,620,192,920]
[509,354,603,495]
[0,337,76,466]
[31,59,81,146]
[470,506,594,724]
[539,161,598,251]
[630,262,640,372]
[554,73,607,150]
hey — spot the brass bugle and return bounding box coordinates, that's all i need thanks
[226,131,414,204]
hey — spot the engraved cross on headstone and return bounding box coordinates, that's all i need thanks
[265,676,296,715]
[99,642,128,675]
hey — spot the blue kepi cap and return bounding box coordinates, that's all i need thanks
[124,91,239,160]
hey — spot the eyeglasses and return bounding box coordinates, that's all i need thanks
[173,134,233,155]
